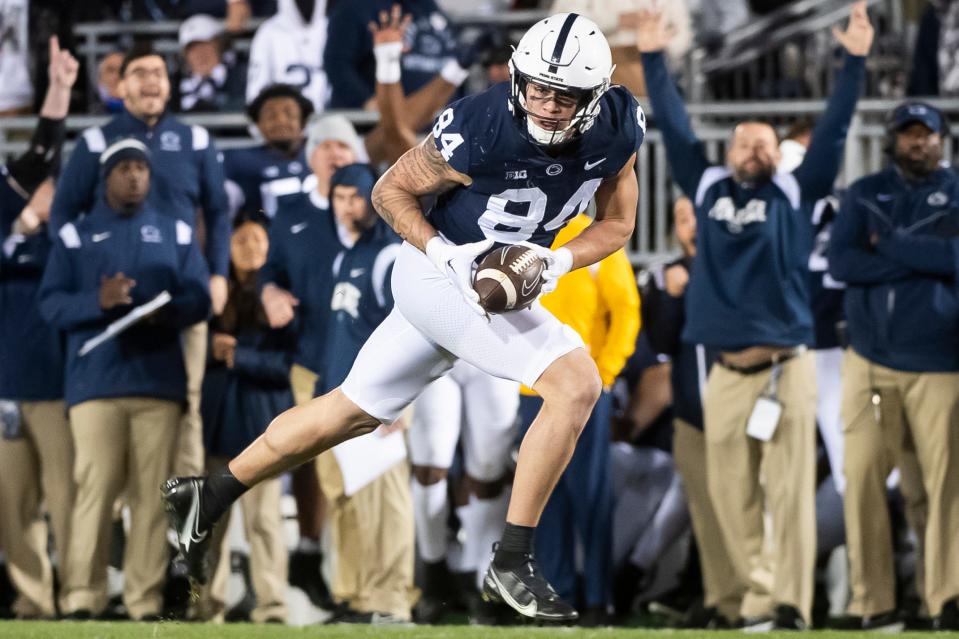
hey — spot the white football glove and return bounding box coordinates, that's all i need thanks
[517,241,574,294]
[425,235,494,315]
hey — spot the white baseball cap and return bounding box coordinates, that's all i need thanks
[179,14,223,48]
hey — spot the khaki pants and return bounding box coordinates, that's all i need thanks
[290,363,318,407]
[673,418,745,622]
[64,398,180,618]
[841,348,959,617]
[0,400,75,617]
[704,351,817,622]
[196,458,288,623]
[175,321,207,476]
[316,452,415,619]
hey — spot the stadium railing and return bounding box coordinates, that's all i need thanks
[0,98,953,266]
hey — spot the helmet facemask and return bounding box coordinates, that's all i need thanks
[509,63,609,146]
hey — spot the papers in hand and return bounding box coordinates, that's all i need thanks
[78,291,172,357]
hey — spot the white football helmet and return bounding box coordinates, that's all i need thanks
[509,13,614,145]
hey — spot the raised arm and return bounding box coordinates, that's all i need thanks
[636,8,710,197]
[370,137,470,252]
[793,2,872,200]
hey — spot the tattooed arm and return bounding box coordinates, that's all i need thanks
[371,137,472,252]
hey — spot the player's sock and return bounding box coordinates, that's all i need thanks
[492,522,535,570]
[412,479,449,563]
[454,501,478,573]
[463,492,509,589]
[200,466,249,528]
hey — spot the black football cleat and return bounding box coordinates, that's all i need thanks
[161,476,212,587]
[481,545,578,622]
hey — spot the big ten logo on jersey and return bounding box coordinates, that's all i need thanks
[708,197,767,234]
[331,281,361,319]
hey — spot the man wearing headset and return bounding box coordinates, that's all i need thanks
[829,101,959,631]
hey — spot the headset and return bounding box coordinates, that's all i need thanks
[883,101,951,157]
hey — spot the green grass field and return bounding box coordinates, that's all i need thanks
[2,624,959,639]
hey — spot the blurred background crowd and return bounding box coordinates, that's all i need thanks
[0,0,958,631]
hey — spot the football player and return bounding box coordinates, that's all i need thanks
[164,12,644,621]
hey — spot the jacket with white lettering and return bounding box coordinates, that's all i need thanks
[258,190,342,375]
[39,201,211,407]
[318,220,400,394]
[0,171,63,400]
[829,166,959,372]
[223,143,311,219]
[641,51,864,349]
[49,110,231,276]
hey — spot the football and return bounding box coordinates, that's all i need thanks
[473,245,546,313]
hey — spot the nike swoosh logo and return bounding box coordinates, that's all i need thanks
[521,275,540,298]
[350,268,366,278]
[489,569,538,618]
[291,222,308,234]
[876,194,893,201]
[92,232,111,242]
[584,158,607,170]
[181,486,206,552]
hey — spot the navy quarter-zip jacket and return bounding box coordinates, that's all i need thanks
[829,166,959,372]
[39,201,211,407]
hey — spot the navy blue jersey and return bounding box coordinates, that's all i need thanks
[318,222,401,393]
[807,194,846,350]
[223,144,310,219]
[428,83,644,248]
[259,190,342,374]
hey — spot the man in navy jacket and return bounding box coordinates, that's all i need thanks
[40,139,210,620]
[638,2,872,628]
[829,101,959,631]
[49,44,229,476]
[0,36,78,619]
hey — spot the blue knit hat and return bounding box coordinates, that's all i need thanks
[100,138,151,179]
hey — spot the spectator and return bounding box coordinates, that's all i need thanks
[0,0,35,115]
[516,212,641,626]
[126,0,276,23]
[246,0,329,113]
[687,0,750,50]
[610,332,692,621]
[550,0,693,96]
[92,51,124,114]
[829,101,959,632]
[638,2,871,629]
[224,84,314,220]
[256,113,362,606]
[908,0,959,96]
[0,36,77,620]
[638,197,744,626]
[324,0,470,133]
[39,138,210,620]
[312,163,413,624]
[49,44,231,478]
[195,213,293,624]
[173,14,246,113]
[778,120,847,495]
